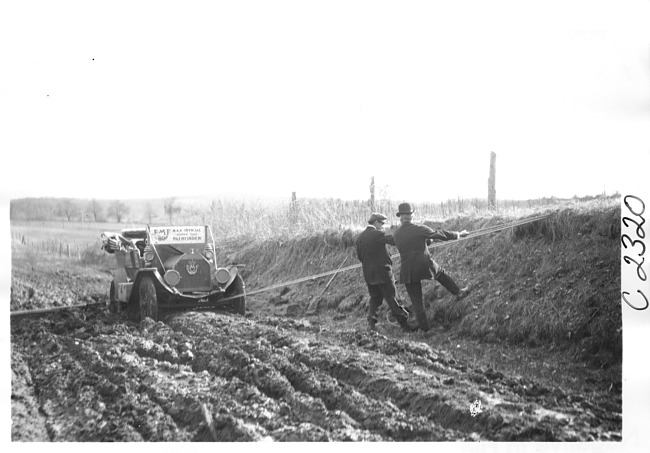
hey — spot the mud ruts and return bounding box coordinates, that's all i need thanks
[11,307,621,441]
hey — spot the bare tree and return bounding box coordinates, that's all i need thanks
[87,199,104,222]
[108,200,130,223]
[164,197,181,224]
[144,201,156,225]
[208,199,220,223]
[58,198,79,221]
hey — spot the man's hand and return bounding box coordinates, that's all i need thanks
[458,230,470,238]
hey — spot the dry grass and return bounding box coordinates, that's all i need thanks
[11,194,617,242]
[227,196,621,365]
[427,198,621,362]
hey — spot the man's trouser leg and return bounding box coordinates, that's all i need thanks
[432,262,460,295]
[405,282,430,331]
[366,284,384,329]
[378,281,409,326]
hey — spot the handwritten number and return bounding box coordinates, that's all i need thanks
[622,195,648,313]
[622,216,646,239]
[624,255,647,281]
[622,234,646,257]
[622,290,649,311]
[624,195,646,217]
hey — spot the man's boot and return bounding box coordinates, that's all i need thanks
[398,317,417,332]
[456,285,471,299]
[415,312,431,332]
[368,319,378,332]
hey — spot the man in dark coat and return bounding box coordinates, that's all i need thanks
[393,202,470,332]
[356,212,413,332]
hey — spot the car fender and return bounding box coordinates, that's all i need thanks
[221,266,240,291]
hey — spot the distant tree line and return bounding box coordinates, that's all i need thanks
[10,193,620,230]
[10,197,188,225]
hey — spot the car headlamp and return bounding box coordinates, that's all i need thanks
[215,268,231,285]
[204,244,215,261]
[143,246,154,262]
[164,270,181,286]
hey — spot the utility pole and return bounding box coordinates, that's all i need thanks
[488,151,497,210]
[369,176,375,212]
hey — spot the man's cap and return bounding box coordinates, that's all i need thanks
[396,202,415,217]
[368,213,388,223]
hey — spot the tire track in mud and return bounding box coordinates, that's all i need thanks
[13,324,189,441]
[11,308,621,441]
[168,312,621,441]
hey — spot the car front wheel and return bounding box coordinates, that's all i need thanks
[226,274,246,316]
[137,276,159,322]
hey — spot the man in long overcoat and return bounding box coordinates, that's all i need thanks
[393,202,470,331]
[356,213,414,332]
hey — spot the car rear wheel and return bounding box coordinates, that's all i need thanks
[226,274,246,316]
[108,281,119,314]
[138,276,159,321]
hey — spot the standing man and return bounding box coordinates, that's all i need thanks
[356,213,414,332]
[393,202,470,332]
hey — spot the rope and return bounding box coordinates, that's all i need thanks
[10,302,105,317]
[10,214,551,314]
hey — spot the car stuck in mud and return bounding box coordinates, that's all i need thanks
[101,225,246,321]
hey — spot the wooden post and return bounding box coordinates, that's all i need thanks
[369,176,375,212]
[290,192,297,215]
[488,151,497,210]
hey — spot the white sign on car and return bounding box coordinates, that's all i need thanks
[150,226,206,244]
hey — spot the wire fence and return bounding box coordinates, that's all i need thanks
[11,231,111,265]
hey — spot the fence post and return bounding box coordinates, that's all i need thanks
[67,244,70,258]
[290,192,297,216]
[488,151,497,210]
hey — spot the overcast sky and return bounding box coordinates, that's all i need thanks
[1,0,649,203]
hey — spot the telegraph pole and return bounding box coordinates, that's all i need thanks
[488,152,497,210]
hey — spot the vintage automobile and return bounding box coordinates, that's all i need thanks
[101,225,245,321]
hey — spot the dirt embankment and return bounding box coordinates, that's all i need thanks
[10,202,622,441]
[234,204,621,364]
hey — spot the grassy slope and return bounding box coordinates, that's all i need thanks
[232,199,621,365]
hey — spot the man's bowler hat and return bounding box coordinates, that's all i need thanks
[396,202,415,217]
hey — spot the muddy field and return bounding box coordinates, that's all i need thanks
[10,204,624,442]
[11,289,621,442]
